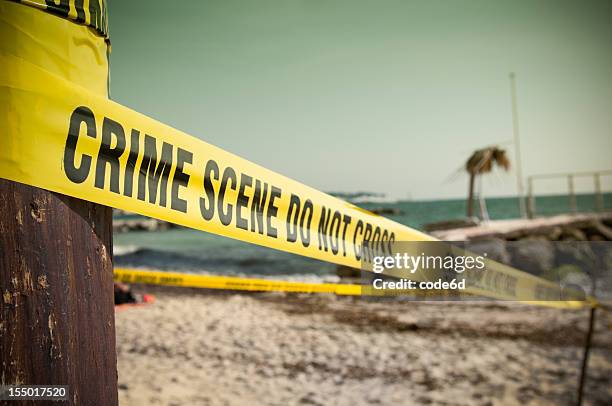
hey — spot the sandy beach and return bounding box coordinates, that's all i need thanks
[115,286,612,406]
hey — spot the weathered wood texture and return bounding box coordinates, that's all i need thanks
[0,179,117,405]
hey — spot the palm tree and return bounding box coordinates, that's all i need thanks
[466,146,510,219]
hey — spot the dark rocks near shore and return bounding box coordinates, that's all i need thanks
[338,214,612,294]
[466,216,612,279]
[468,238,511,264]
[369,207,403,215]
[113,216,179,233]
[506,239,556,276]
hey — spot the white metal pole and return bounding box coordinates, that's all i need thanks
[509,72,527,218]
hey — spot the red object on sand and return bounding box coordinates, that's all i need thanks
[114,295,156,311]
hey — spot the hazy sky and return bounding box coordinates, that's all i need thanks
[108,0,612,200]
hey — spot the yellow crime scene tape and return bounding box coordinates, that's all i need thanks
[0,1,597,309]
[113,268,591,310]
[113,268,585,309]
[114,268,362,296]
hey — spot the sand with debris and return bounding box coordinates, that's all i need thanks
[115,287,612,405]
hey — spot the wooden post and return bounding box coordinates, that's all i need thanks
[576,306,596,406]
[527,176,535,218]
[467,173,476,219]
[594,173,603,212]
[568,175,577,213]
[0,180,118,405]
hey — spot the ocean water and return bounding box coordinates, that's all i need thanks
[114,193,612,279]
